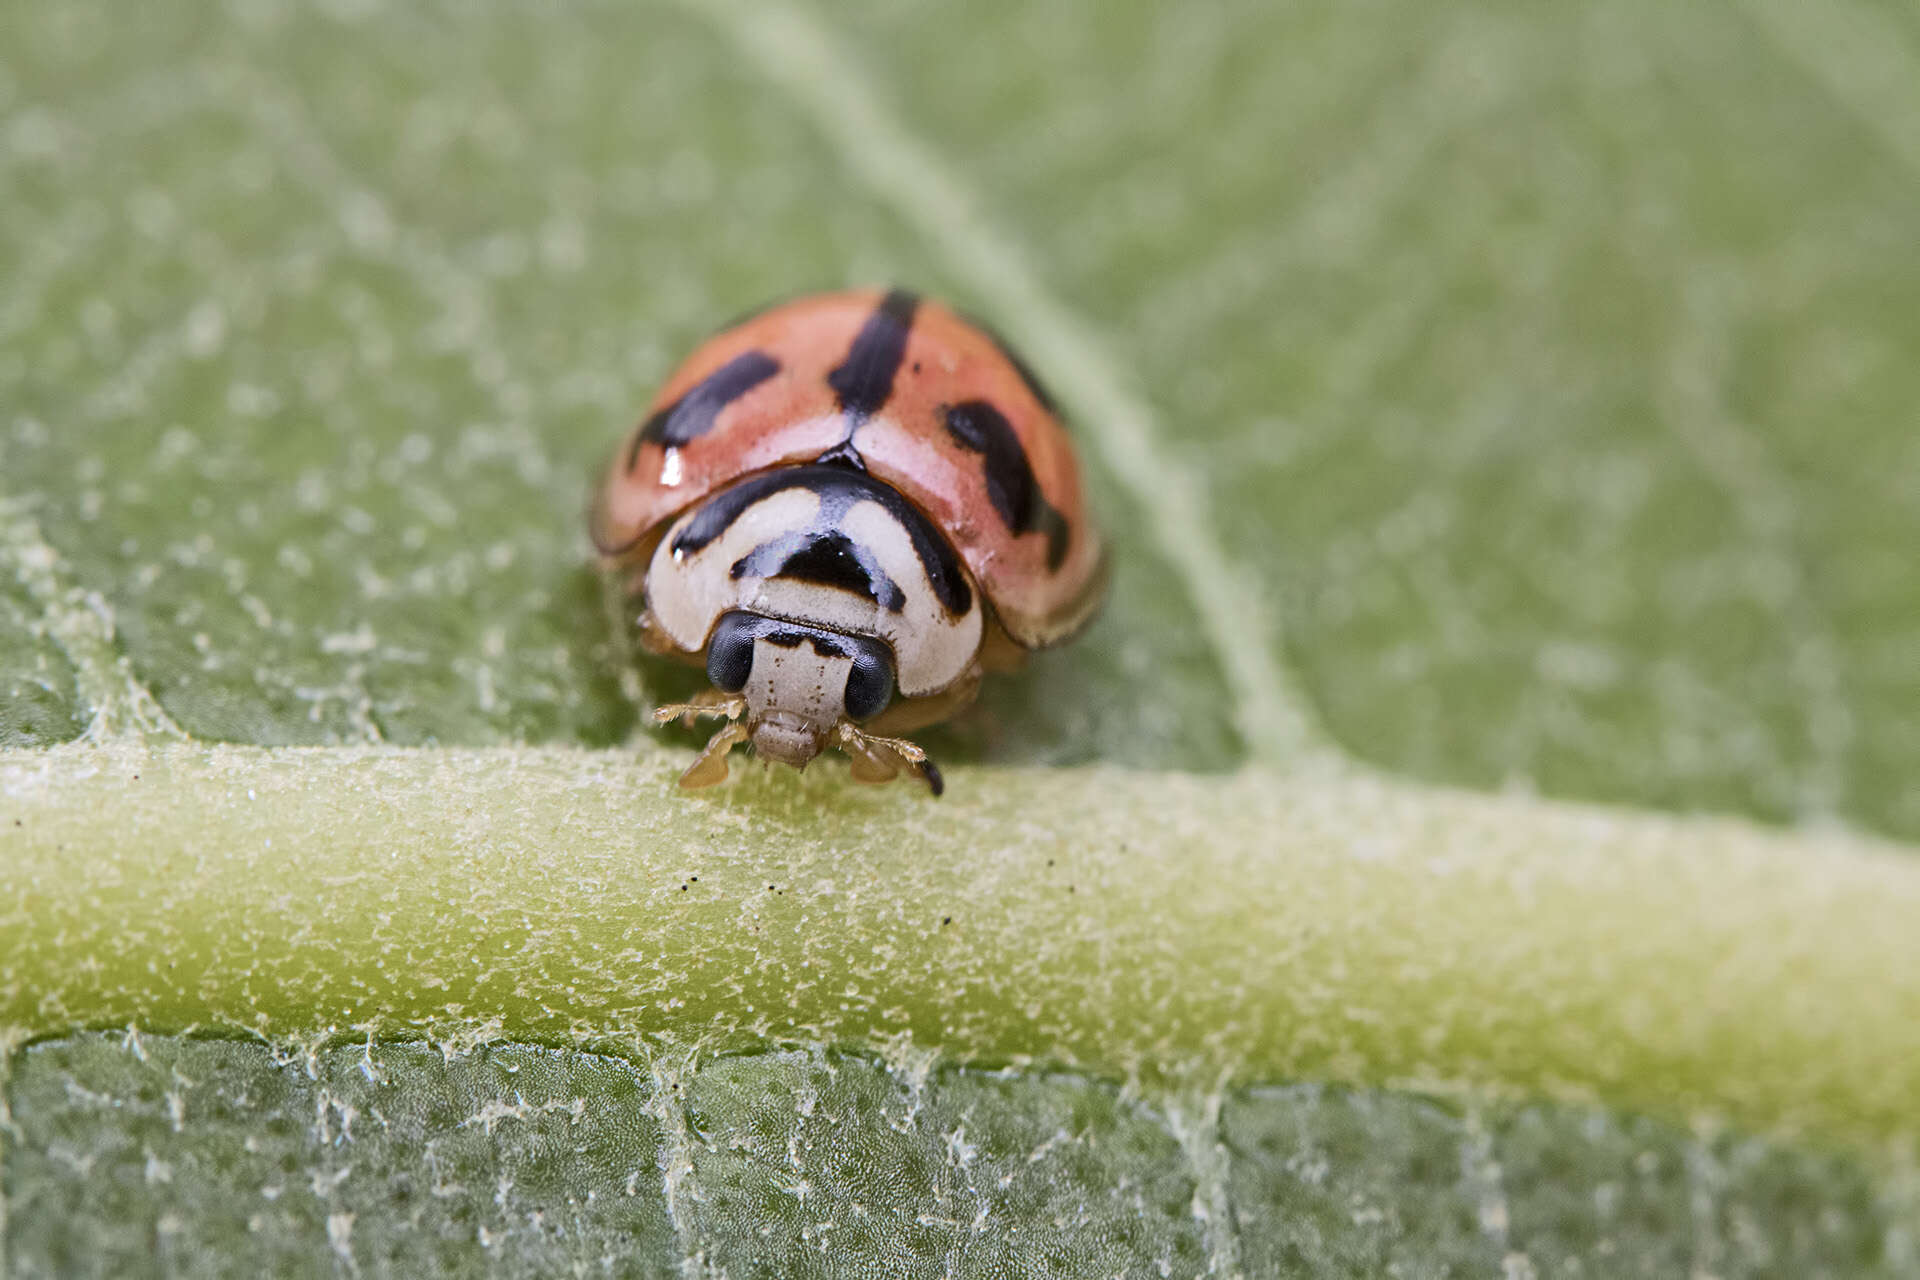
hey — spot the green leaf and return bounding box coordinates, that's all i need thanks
[7,1035,1909,1278]
[4,0,1920,1275]
[0,574,81,748]
[6,746,1920,1273]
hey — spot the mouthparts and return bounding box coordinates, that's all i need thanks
[750,712,826,767]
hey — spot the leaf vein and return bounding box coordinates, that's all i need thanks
[1167,1090,1243,1278]
[682,0,1331,765]
[0,507,184,743]
[1739,0,1920,180]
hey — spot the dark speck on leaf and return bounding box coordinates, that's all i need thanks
[941,916,952,926]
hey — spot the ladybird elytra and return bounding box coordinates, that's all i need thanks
[594,288,1108,794]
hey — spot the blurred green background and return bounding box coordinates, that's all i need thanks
[5,0,1916,835]
[5,0,1919,1275]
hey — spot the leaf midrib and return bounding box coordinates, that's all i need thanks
[4,740,1917,1159]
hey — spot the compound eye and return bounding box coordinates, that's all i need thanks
[843,646,894,722]
[705,611,756,692]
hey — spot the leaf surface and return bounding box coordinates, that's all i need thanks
[3,0,1919,1275]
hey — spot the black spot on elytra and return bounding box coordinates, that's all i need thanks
[941,400,1071,571]
[673,465,972,616]
[627,349,780,470]
[728,530,907,612]
[827,289,919,420]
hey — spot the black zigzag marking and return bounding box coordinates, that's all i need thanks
[942,400,1071,571]
[672,464,972,616]
[827,289,919,420]
[729,529,908,612]
[626,349,780,470]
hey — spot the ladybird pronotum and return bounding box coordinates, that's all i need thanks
[593,289,1108,795]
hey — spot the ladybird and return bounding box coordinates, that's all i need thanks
[592,288,1108,794]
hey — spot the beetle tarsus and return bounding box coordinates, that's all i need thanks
[652,690,747,727]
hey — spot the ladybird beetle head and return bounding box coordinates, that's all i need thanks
[705,611,895,766]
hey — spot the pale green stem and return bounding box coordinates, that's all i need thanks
[3,743,1917,1156]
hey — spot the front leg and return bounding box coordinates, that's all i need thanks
[839,729,901,785]
[834,723,945,797]
[679,720,751,789]
[652,688,747,728]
